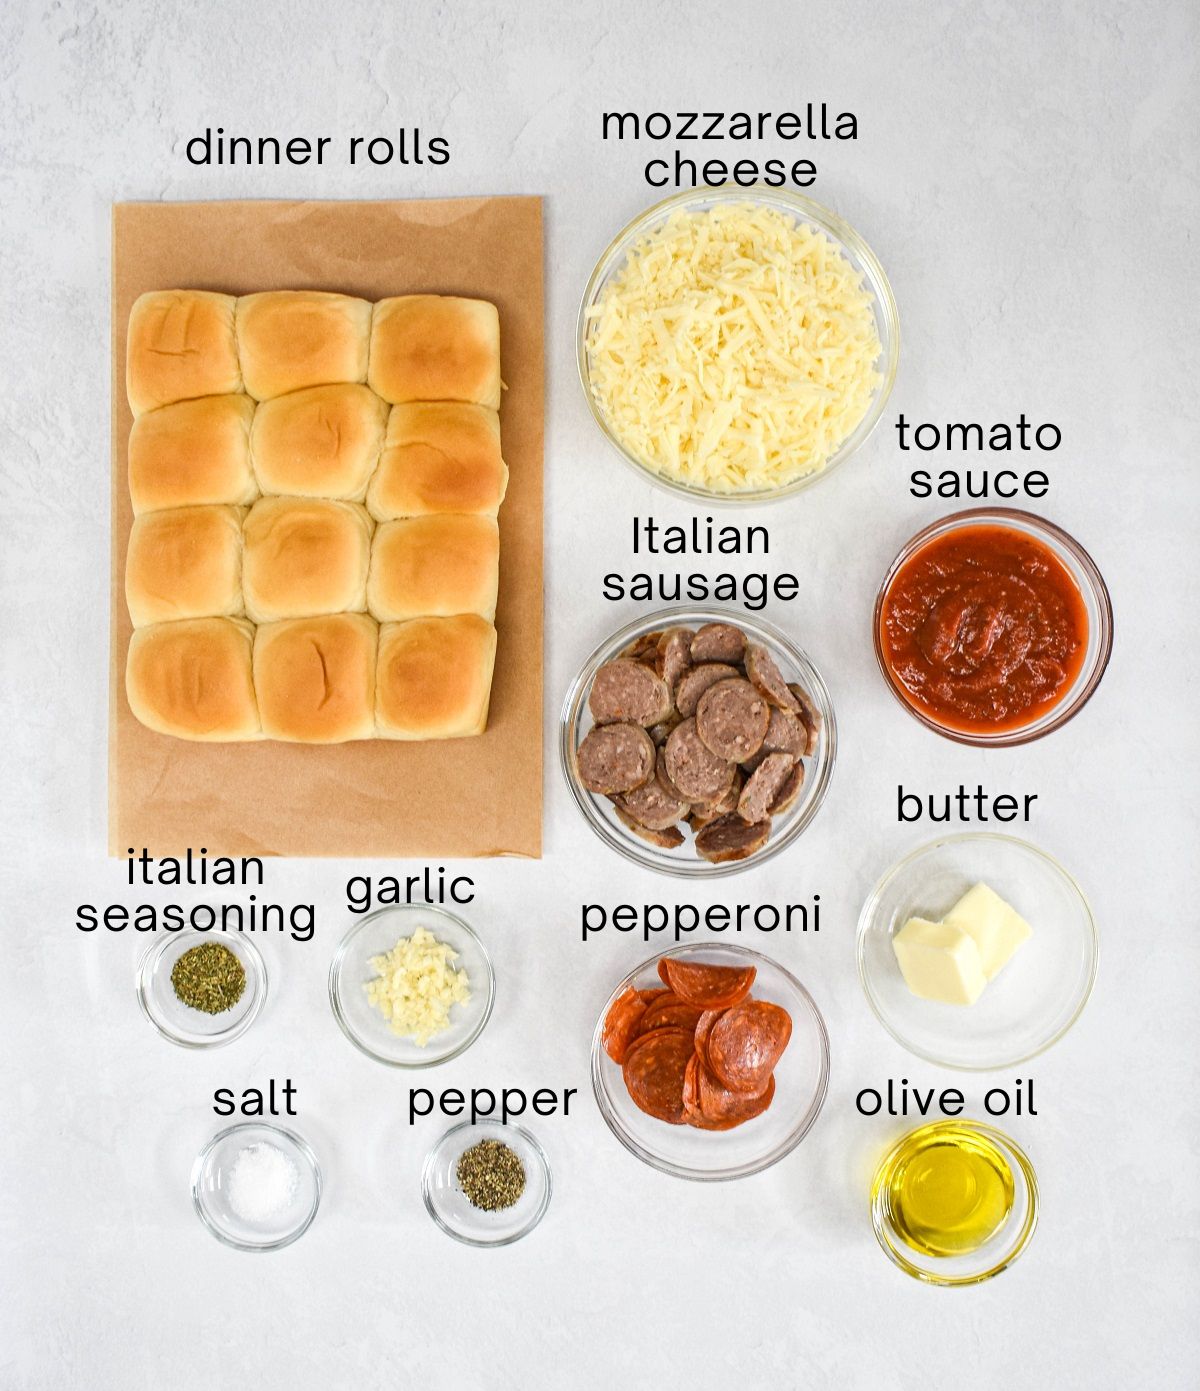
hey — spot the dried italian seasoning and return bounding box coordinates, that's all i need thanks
[171,942,246,1014]
[456,1139,526,1212]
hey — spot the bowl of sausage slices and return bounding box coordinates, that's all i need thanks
[561,607,837,877]
[591,945,830,1180]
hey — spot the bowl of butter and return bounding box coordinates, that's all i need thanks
[856,833,1098,1070]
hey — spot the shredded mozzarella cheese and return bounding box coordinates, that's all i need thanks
[585,203,883,493]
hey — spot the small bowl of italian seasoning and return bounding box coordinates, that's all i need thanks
[422,1120,552,1247]
[137,930,267,1048]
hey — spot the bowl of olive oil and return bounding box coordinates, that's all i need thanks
[870,1119,1038,1285]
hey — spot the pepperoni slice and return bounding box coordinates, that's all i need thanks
[600,986,648,1065]
[622,1027,694,1124]
[659,958,756,1010]
[638,997,705,1037]
[693,1007,727,1069]
[706,1000,793,1094]
[681,1050,702,1120]
[690,1068,776,1130]
[639,986,670,1006]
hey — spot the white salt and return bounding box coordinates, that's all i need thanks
[226,1142,299,1223]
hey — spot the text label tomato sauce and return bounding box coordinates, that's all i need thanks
[879,524,1088,734]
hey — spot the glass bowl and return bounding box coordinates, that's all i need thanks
[577,184,899,504]
[857,833,1098,1070]
[191,1122,322,1252]
[136,930,267,1048]
[422,1120,552,1246]
[871,1120,1039,1286]
[591,944,830,1181]
[329,904,495,1068]
[873,507,1114,746]
[560,606,836,878]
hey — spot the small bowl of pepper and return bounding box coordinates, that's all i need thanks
[136,930,267,1048]
[874,508,1113,746]
[422,1119,552,1247]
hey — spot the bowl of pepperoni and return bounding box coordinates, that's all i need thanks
[591,945,830,1180]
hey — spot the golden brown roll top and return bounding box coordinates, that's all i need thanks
[367,403,508,521]
[242,497,373,623]
[368,296,501,408]
[126,618,260,741]
[126,291,243,417]
[376,615,497,740]
[235,291,372,400]
[250,384,388,499]
[368,515,499,622]
[253,613,378,743]
[129,394,258,516]
[125,505,244,628]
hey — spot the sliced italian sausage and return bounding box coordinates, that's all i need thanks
[576,722,655,795]
[687,770,742,831]
[656,626,694,695]
[616,762,689,830]
[588,658,673,727]
[656,748,693,805]
[694,811,770,864]
[664,718,735,803]
[621,629,665,664]
[742,705,806,771]
[649,713,682,747]
[690,622,746,664]
[675,662,740,718]
[769,760,806,816]
[737,752,796,824]
[613,804,685,849]
[745,643,800,713]
[696,678,770,763]
[788,681,822,755]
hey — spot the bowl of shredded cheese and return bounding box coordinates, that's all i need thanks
[578,186,898,501]
[329,904,496,1067]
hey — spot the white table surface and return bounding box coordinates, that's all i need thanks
[2,2,1197,1387]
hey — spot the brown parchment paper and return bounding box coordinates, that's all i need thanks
[110,198,543,859]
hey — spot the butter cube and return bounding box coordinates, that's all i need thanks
[892,917,987,1006]
[944,882,1032,980]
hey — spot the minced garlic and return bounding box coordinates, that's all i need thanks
[364,926,471,1044]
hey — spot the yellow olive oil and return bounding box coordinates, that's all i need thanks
[876,1122,1015,1258]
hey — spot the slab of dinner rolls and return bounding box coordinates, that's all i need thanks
[128,395,258,516]
[242,497,372,623]
[368,515,499,622]
[376,615,497,740]
[236,291,372,400]
[368,296,501,408]
[254,613,378,743]
[367,403,508,521]
[126,505,244,629]
[251,383,388,499]
[126,618,260,741]
[127,291,242,417]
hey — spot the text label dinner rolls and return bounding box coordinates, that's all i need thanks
[124,288,506,743]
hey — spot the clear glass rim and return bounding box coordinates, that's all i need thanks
[855,831,1100,1071]
[559,605,838,878]
[576,183,900,506]
[872,507,1115,746]
[328,903,496,1069]
[191,1121,322,1253]
[589,944,831,1181]
[870,1119,1040,1286]
[136,928,267,1050]
[421,1118,553,1247]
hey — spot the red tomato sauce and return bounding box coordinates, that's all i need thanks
[879,523,1088,734]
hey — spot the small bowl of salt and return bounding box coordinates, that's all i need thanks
[192,1122,321,1251]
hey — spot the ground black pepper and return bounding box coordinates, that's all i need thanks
[456,1139,526,1211]
[170,942,246,1014]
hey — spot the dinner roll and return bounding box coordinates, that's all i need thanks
[126,618,260,741]
[126,505,244,629]
[368,515,499,623]
[368,295,501,408]
[242,497,372,623]
[127,290,241,417]
[250,383,388,499]
[367,404,508,521]
[128,395,258,516]
[254,613,378,743]
[236,291,372,400]
[376,615,497,740]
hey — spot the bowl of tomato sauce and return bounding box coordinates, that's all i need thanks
[874,509,1113,745]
